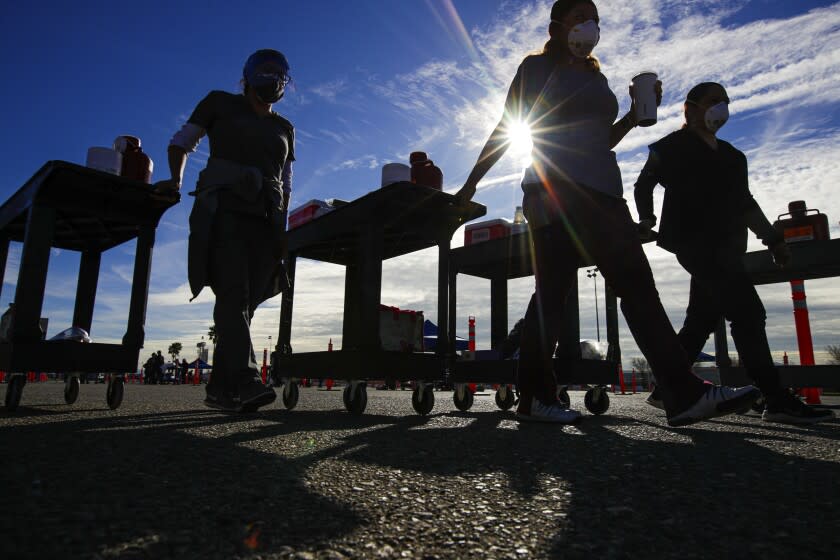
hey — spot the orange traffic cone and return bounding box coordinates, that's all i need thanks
[326,378,334,390]
[803,387,822,404]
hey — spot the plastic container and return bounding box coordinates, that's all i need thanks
[85,147,123,175]
[465,218,512,245]
[381,163,411,187]
[772,200,830,243]
[113,135,153,183]
[288,199,334,229]
[409,151,443,190]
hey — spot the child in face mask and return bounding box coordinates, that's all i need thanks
[455,1,761,426]
[634,82,834,425]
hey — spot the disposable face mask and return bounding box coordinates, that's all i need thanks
[704,102,729,133]
[558,19,600,58]
[250,73,288,104]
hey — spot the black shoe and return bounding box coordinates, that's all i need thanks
[234,378,276,412]
[204,383,238,411]
[762,393,835,425]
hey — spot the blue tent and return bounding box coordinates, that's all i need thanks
[423,319,469,351]
[187,359,212,369]
[695,351,716,363]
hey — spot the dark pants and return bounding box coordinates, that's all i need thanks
[676,246,782,398]
[209,209,275,391]
[518,183,705,416]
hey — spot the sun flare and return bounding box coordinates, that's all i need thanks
[507,120,533,166]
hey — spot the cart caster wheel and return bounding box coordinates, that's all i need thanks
[5,375,25,411]
[342,384,352,409]
[453,385,474,411]
[411,384,435,415]
[282,382,300,410]
[106,376,124,410]
[584,386,609,415]
[558,386,571,409]
[64,376,80,405]
[495,385,515,411]
[750,395,766,414]
[345,383,367,415]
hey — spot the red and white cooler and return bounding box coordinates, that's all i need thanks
[464,218,512,245]
[288,199,334,229]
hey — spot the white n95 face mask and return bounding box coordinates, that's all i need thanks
[705,102,730,133]
[563,19,600,58]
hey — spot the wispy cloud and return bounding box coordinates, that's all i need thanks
[310,78,348,103]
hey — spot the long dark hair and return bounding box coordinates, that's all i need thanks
[543,0,600,71]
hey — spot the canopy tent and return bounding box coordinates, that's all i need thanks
[694,351,716,363]
[186,359,212,369]
[423,319,469,351]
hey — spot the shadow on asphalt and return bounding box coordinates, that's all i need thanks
[1,404,838,558]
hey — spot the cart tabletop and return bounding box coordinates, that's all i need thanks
[0,160,178,252]
[743,238,840,285]
[453,231,840,283]
[287,182,485,265]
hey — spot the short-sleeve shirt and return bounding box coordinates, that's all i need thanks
[507,54,622,197]
[187,90,295,183]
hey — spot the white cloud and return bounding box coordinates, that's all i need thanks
[310,78,348,103]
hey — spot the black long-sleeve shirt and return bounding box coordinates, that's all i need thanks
[634,129,780,254]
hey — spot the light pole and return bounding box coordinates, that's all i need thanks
[586,268,600,342]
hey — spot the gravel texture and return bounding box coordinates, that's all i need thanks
[1,382,838,559]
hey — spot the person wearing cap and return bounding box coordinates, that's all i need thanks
[634,82,834,424]
[154,49,295,412]
[455,0,760,425]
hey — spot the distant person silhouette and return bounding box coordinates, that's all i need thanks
[634,81,833,425]
[154,49,294,412]
[455,0,760,425]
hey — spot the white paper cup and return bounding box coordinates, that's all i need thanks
[381,163,411,187]
[631,71,658,127]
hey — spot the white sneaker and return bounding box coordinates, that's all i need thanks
[517,397,582,424]
[668,384,760,427]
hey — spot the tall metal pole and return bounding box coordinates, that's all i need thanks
[587,268,600,342]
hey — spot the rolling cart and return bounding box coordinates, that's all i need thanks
[0,161,176,411]
[272,183,484,415]
[717,238,840,390]
[447,229,622,415]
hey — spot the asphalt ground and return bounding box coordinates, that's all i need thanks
[1,382,838,560]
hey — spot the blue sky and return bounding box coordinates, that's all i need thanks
[1,0,839,367]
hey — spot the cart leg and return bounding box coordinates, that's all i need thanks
[13,205,56,341]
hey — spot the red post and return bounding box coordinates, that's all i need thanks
[468,316,476,352]
[790,279,820,404]
[261,348,268,384]
[618,365,626,394]
[326,338,334,390]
